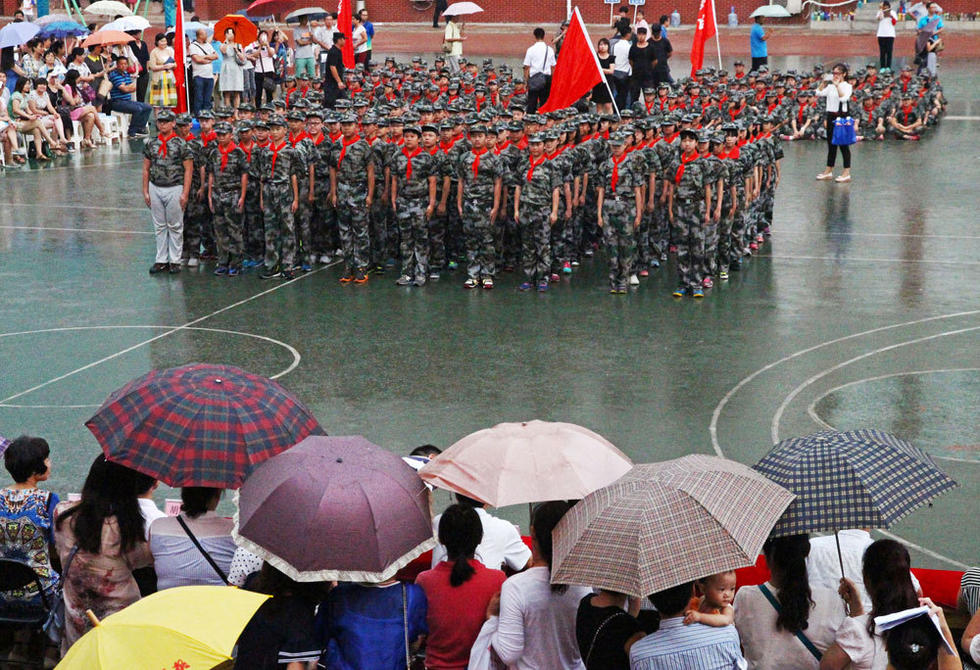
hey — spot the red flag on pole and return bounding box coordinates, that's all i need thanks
[173,7,188,113]
[690,0,717,77]
[538,7,606,114]
[337,0,355,69]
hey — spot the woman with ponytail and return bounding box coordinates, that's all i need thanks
[415,504,506,670]
[491,501,591,670]
[734,534,846,669]
[820,539,922,670]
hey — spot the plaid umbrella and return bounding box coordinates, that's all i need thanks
[551,455,796,597]
[753,429,959,538]
[233,436,436,582]
[85,363,325,488]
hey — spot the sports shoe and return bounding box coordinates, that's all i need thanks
[301,263,312,272]
[629,274,640,286]
[719,270,729,280]
[672,286,687,297]
[227,267,240,277]
[448,261,459,270]
[187,257,200,268]
[571,260,580,267]
[749,242,758,251]
[669,245,677,254]
[584,248,594,258]
[395,275,413,286]
[318,254,332,264]
[650,259,660,269]
[168,263,181,274]
[755,234,764,243]
[616,285,628,294]
[702,276,713,288]
[519,282,533,291]
[693,288,704,298]
[242,258,258,269]
[660,252,668,262]
[149,263,168,275]
[260,267,282,279]
[562,262,572,274]
[609,286,618,294]
[549,273,559,283]
[354,269,369,284]
[429,271,441,280]
[482,278,494,290]
[369,264,385,275]
[214,266,228,276]
[463,278,478,289]
[537,281,549,292]
[339,273,354,283]
[281,269,295,280]
[638,269,649,277]
[413,277,427,287]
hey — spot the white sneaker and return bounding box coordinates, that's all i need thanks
[816,172,834,181]
[629,274,640,286]
[835,174,851,183]
[318,254,331,264]
[187,257,200,267]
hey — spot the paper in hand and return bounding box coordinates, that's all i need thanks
[873,606,956,656]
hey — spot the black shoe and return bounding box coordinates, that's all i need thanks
[149,262,169,275]
[259,267,282,279]
[168,263,181,274]
[730,260,742,272]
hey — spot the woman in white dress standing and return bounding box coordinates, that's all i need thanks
[219,28,244,109]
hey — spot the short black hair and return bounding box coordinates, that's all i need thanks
[4,435,50,483]
[410,444,442,458]
[648,580,695,616]
[619,5,629,12]
[533,27,545,40]
[181,486,222,519]
[455,492,486,508]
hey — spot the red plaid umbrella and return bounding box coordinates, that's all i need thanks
[85,363,325,488]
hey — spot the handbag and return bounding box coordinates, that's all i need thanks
[757,583,823,661]
[442,41,452,54]
[234,46,246,67]
[527,44,551,92]
[831,115,856,146]
[97,76,113,99]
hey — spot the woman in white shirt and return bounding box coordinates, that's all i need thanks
[815,62,853,183]
[875,1,897,71]
[491,501,590,670]
[734,535,847,670]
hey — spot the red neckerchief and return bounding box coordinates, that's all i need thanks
[239,140,254,161]
[309,133,325,146]
[674,151,698,185]
[254,140,269,149]
[385,92,397,102]
[718,95,728,106]
[526,154,546,182]
[439,139,456,153]
[453,132,464,143]
[602,129,610,139]
[439,84,448,94]
[902,107,913,125]
[734,71,745,79]
[865,106,876,125]
[470,147,487,179]
[767,102,779,114]
[269,140,287,174]
[644,99,655,114]
[218,141,237,171]
[337,134,361,169]
[666,131,679,143]
[516,136,528,149]
[658,96,669,111]
[719,146,740,160]
[401,146,422,179]
[389,136,404,146]
[493,140,510,156]
[201,131,217,147]
[157,131,176,157]
[610,152,627,191]
[798,104,807,123]
[475,97,484,112]
[737,138,748,147]
[547,149,562,160]
[755,90,766,102]
[426,146,440,156]
[329,131,342,142]
[289,131,308,146]
[447,94,458,103]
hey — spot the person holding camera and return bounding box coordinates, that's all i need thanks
[815,63,853,183]
[875,1,897,71]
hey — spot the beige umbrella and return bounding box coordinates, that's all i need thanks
[418,420,633,507]
[83,0,134,17]
[551,455,796,597]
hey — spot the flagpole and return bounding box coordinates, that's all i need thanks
[712,0,722,69]
[575,7,621,119]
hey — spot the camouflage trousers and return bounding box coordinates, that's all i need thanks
[446,182,464,262]
[336,186,370,273]
[395,196,429,281]
[716,198,738,273]
[549,206,572,274]
[428,205,447,271]
[369,195,389,267]
[729,192,748,260]
[651,198,671,260]
[520,208,551,283]
[262,183,296,271]
[293,185,312,267]
[672,198,705,290]
[601,198,636,287]
[760,181,775,231]
[495,190,519,270]
[580,186,600,253]
[309,182,332,258]
[700,213,720,278]
[212,190,244,268]
[182,194,210,259]
[461,197,495,280]
[243,184,264,261]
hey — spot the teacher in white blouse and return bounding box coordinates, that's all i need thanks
[816,63,853,183]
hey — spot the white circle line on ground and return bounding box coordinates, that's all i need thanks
[708,310,980,458]
[803,368,980,465]
[0,325,303,409]
[770,326,980,445]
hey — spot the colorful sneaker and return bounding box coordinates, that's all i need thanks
[448,261,459,270]
[213,266,228,276]
[519,282,533,291]
[749,242,758,251]
[639,269,649,277]
[660,252,667,262]
[584,248,594,258]
[429,271,441,280]
[650,259,660,269]
[549,273,560,282]
[537,281,549,292]
[339,273,354,283]
[672,286,687,297]
[617,285,628,294]
[570,260,580,267]
[562,261,572,274]
[318,254,332,264]
[463,278,478,289]
[482,278,494,290]
[227,267,240,277]
[281,269,295,280]
[395,275,413,286]
[301,263,312,272]
[669,245,677,254]
[755,234,764,243]
[719,270,729,280]
[702,277,713,288]
[693,288,705,298]
[353,269,369,284]
[609,285,619,294]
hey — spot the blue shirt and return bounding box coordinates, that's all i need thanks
[629,617,746,670]
[364,20,374,49]
[107,68,133,100]
[917,15,943,31]
[750,23,767,58]
[661,24,668,38]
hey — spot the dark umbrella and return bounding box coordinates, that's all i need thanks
[233,435,436,582]
[86,363,325,488]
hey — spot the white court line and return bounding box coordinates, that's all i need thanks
[0,202,143,212]
[771,231,980,240]
[1,158,143,174]
[875,530,969,569]
[943,116,980,121]
[756,254,980,266]
[770,326,980,445]
[0,262,340,406]
[0,225,152,235]
[803,368,980,465]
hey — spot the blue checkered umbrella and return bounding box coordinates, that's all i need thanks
[753,429,958,538]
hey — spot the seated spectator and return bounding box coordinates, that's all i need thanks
[577,589,647,670]
[235,562,327,670]
[32,76,72,149]
[415,504,506,670]
[148,487,235,589]
[430,492,531,572]
[316,578,427,670]
[106,54,151,139]
[59,69,107,149]
[734,535,846,669]
[629,580,745,670]
[54,455,154,652]
[491,501,590,669]
[0,77,25,163]
[884,598,962,670]
[0,436,61,607]
[8,76,60,159]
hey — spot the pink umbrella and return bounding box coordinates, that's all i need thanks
[418,420,633,507]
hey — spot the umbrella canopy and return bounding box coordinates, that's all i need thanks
[36,13,74,25]
[234,435,436,582]
[83,0,133,16]
[85,363,325,489]
[38,21,89,38]
[285,6,328,21]
[753,429,959,538]
[750,4,792,17]
[101,15,150,32]
[183,21,213,38]
[247,0,297,17]
[418,420,633,508]
[55,586,269,669]
[213,14,258,46]
[442,1,484,16]
[551,455,796,597]
[0,22,40,48]
[81,30,136,47]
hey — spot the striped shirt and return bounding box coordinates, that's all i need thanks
[629,617,746,670]
[106,68,133,100]
[961,568,980,616]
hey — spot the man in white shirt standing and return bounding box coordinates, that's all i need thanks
[430,493,531,572]
[612,26,633,109]
[312,13,336,81]
[189,29,218,116]
[522,27,556,114]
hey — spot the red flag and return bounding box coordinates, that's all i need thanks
[337,0,355,69]
[174,7,188,113]
[538,7,605,114]
[690,0,717,77]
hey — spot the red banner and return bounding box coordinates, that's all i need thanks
[538,8,605,114]
[174,7,188,113]
[337,0,355,69]
[690,0,717,77]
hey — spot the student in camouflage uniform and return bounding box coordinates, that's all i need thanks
[543,131,573,282]
[697,130,725,288]
[286,110,316,271]
[207,121,248,276]
[513,134,560,292]
[180,110,214,267]
[653,118,679,264]
[421,124,450,279]
[759,116,781,239]
[667,128,712,298]
[363,115,390,273]
[330,114,376,284]
[391,125,438,286]
[142,109,193,275]
[304,108,334,264]
[596,134,643,295]
[455,125,502,289]
[715,124,746,281]
[255,116,301,280]
[236,120,264,268]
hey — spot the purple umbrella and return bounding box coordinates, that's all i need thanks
[233,436,436,582]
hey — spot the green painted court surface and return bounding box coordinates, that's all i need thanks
[1,56,977,571]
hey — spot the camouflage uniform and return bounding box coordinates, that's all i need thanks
[367,137,390,268]
[289,132,317,266]
[239,142,265,262]
[698,152,726,278]
[254,139,302,271]
[547,148,574,275]
[717,146,745,274]
[667,152,708,291]
[392,146,439,281]
[331,136,374,274]
[598,150,643,289]
[456,148,502,281]
[309,136,334,260]
[144,133,192,264]
[515,154,561,283]
[208,143,248,268]
[424,146,448,272]
[653,137,678,258]
[182,136,213,260]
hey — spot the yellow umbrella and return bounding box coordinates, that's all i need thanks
[56,586,269,669]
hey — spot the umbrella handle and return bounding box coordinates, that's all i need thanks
[835,530,850,616]
[85,609,101,627]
